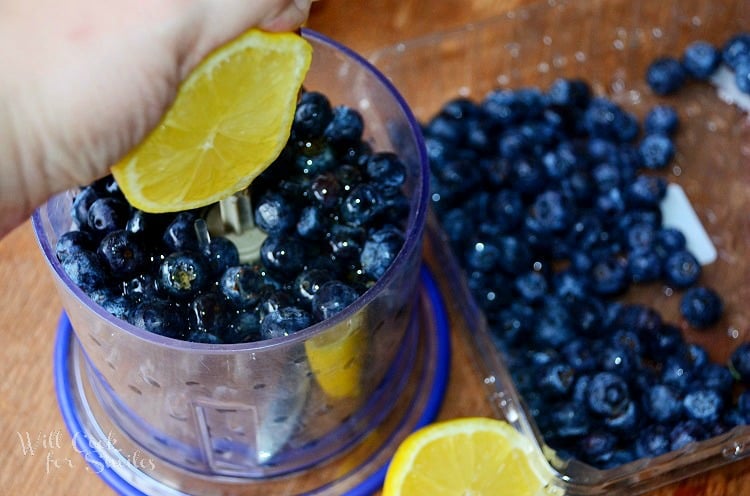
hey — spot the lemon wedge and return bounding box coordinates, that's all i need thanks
[382,417,559,496]
[112,29,312,212]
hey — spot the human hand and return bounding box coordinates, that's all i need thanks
[0,0,318,237]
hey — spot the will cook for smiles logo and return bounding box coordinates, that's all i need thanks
[16,429,156,475]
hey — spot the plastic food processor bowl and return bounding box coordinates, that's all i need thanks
[33,29,431,494]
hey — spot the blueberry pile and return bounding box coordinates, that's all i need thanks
[425,72,750,469]
[56,91,410,344]
[646,32,750,95]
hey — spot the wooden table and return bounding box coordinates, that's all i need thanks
[2,1,750,494]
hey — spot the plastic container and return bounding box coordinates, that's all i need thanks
[371,0,750,494]
[33,29,430,494]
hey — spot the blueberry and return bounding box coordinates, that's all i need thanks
[582,98,623,140]
[60,249,107,293]
[639,134,675,169]
[162,212,200,252]
[655,227,687,256]
[293,144,336,177]
[341,183,384,226]
[220,264,265,309]
[129,300,184,339]
[256,287,297,322]
[721,33,750,70]
[661,354,695,393]
[481,88,525,126]
[635,424,671,458]
[327,224,366,262]
[158,251,209,299]
[424,114,465,144]
[604,400,639,434]
[663,249,701,288]
[187,331,223,344]
[592,162,622,192]
[259,235,307,278]
[645,57,687,95]
[670,419,707,450]
[537,361,576,398]
[625,222,657,251]
[126,209,173,238]
[311,280,360,321]
[577,431,617,466]
[525,190,572,234]
[680,286,723,329]
[468,270,514,313]
[644,325,680,358]
[698,363,735,396]
[533,297,576,348]
[334,164,364,192]
[553,269,590,302]
[100,294,135,321]
[643,383,683,423]
[729,342,750,383]
[644,105,680,136]
[682,40,721,79]
[490,302,535,346]
[548,402,592,439]
[205,237,240,276]
[190,291,232,335]
[599,345,637,378]
[489,189,524,234]
[510,157,547,195]
[547,78,591,110]
[683,388,724,425]
[87,197,130,235]
[293,268,336,303]
[464,240,502,272]
[514,271,548,303]
[71,186,100,229]
[589,254,629,296]
[55,230,95,262]
[224,311,262,344]
[360,226,405,279]
[308,172,343,211]
[296,205,329,240]
[293,91,333,140]
[735,59,750,94]
[542,147,577,180]
[97,229,146,277]
[738,391,750,418]
[586,372,630,417]
[628,248,662,283]
[366,152,407,194]
[324,105,364,145]
[594,187,626,220]
[260,306,312,339]
[254,192,296,235]
[495,235,533,275]
[122,273,158,302]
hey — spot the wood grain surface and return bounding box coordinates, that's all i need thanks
[2,1,750,495]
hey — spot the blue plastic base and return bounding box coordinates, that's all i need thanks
[53,266,451,496]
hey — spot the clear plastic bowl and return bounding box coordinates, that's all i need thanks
[371,0,750,494]
[33,29,429,490]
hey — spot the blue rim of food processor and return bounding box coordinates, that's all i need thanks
[53,266,451,496]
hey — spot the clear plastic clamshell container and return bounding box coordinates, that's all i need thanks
[371,0,750,494]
